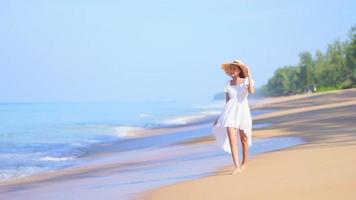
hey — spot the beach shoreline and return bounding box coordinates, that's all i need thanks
[1,88,356,200]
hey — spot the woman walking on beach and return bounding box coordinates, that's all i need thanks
[212,59,256,175]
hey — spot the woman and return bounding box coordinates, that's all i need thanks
[212,59,256,175]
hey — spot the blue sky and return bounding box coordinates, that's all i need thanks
[0,0,355,102]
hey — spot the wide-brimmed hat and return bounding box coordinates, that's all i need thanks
[221,59,248,77]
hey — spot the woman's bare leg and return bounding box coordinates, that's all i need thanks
[227,127,241,174]
[239,129,249,171]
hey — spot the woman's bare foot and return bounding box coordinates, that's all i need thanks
[241,163,248,171]
[231,166,242,175]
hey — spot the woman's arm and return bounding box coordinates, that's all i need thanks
[246,66,256,94]
[247,77,256,93]
[225,92,230,103]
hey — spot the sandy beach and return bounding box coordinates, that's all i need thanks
[139,88,356,200]
[1,88,356,200]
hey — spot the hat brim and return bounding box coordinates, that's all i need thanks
[221,62,248,76]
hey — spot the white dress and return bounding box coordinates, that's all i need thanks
[212,77,255,154]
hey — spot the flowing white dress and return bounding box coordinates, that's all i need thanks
[212,77,255,154]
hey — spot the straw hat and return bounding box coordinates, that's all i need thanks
[221,59,249,78]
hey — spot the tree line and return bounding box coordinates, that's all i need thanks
[260,25,356,97]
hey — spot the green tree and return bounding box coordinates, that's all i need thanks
[345,25,356,87]
[299,51,314,91]
[261,25,356,96]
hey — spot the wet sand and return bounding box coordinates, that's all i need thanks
[139,88,356,200]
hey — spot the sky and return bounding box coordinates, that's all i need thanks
[0,0,355,103]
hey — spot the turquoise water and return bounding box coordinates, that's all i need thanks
[0,99,235,181]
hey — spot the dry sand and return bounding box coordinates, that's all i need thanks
[139,88,356,200]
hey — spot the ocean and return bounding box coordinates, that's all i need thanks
[0,99,236,181]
